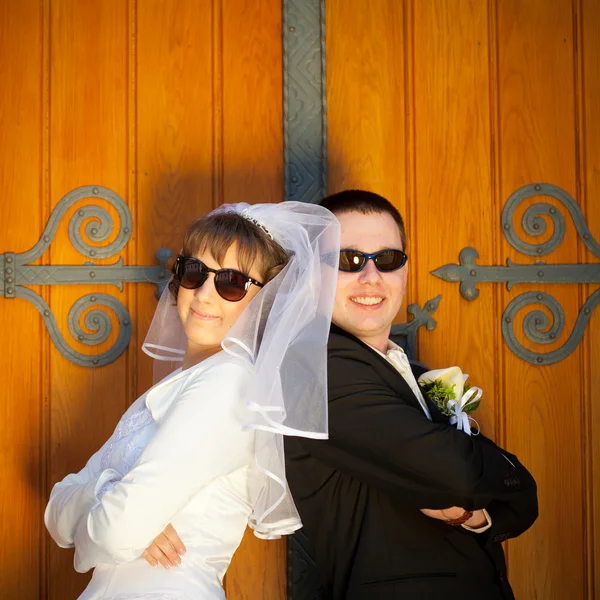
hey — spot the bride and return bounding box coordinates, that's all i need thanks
[45,201,340,599]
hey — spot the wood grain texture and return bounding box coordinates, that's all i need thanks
[221,1,285,598]
[47,1,129,597]
[0,2,44,597]
[411,0,500,439]
[496,0,584,597]
[2,0,599,598]
[580,0,600,597]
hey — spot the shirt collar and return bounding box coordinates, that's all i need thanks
[367,339,406,360]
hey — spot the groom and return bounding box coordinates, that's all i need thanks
[284,190,538,600]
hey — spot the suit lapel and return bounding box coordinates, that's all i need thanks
[329,324,428,415]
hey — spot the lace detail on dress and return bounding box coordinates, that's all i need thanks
[100,408,154,470]
[120,436,145,472]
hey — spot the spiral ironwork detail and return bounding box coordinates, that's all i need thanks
[1,186,171,367]
[16,287,131,368]
[502,183,600,257]
[432,183,599,365]
[502,290,600,365]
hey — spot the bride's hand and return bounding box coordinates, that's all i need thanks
[142,524,186,569]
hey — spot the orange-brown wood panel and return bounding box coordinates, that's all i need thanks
[47,1,130,598]
[411,0,501,440]
[135,0,215,398]
[0,2,44,597]
[581,1,600,597]
[221,0,283,206]
[222,1,285,598]
[497,0,584,597]
[326,0,407,318]
[4,1,597,598]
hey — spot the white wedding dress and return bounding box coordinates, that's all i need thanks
[45,351,256,600]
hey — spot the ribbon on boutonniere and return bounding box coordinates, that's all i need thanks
[417,367,483,435]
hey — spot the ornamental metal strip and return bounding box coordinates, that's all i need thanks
[0,185,172,368]
[284,1,328,593]
[432,183,599,365]
[283,0,327,203]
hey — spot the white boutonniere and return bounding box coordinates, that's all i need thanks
[417,367,482,435]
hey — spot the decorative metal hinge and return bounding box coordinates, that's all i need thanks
[0,185,172,367]
[432,183,599,365]
[390,294,442,359]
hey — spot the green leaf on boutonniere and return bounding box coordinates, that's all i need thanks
[419,380,456,417]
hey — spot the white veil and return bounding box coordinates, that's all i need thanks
[142,201,340,538]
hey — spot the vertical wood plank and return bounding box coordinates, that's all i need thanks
[580,0,600,597]
[326,0,406,199]
[326,0,407,320]
[411,0,500,438]
[47,1,129,597]
[221,0,283,206]
[0,2,43,597]
[221,1,285,598]
[41,0,52,595]
[126,0,138,413]
[136,0,215,397]
[496,0,584,597]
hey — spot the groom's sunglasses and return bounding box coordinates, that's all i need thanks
[173,256,264,302]
[339,249,408,273]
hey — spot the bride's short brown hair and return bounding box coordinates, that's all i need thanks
[169,211,289,301]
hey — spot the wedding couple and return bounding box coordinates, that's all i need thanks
[46,190,538,600]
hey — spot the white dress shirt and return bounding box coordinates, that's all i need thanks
[45,351,256,599]
[368,339,492,534]
[370,340,432,420]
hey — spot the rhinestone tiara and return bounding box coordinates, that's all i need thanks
[241,209,274,240]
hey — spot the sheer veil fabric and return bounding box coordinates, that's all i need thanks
[142,201,340,538]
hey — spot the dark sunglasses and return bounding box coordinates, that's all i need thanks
[339,249,408,273]
[173,256,264,302]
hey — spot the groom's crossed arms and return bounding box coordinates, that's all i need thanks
[291,348,538,546]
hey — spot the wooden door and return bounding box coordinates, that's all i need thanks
[326,0,600,598]
[3,1,600,599]
[0,0,284,598]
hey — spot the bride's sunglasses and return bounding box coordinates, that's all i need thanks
[173,256,264,302]
[339,249,408,273]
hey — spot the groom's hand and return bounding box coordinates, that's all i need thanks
[420,506,466,521]
[142,523,186,569]
[421,507,488,529]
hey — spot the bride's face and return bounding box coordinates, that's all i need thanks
[177,243,264,357]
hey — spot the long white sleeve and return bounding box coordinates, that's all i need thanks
[44,436,119,549]
[84,359,255,563]
[72,473,124,572]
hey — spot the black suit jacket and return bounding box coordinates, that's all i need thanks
[285,325,538,600]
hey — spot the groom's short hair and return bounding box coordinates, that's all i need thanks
[319,189,407,250]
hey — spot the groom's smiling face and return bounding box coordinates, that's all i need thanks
[332,210,408,353]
